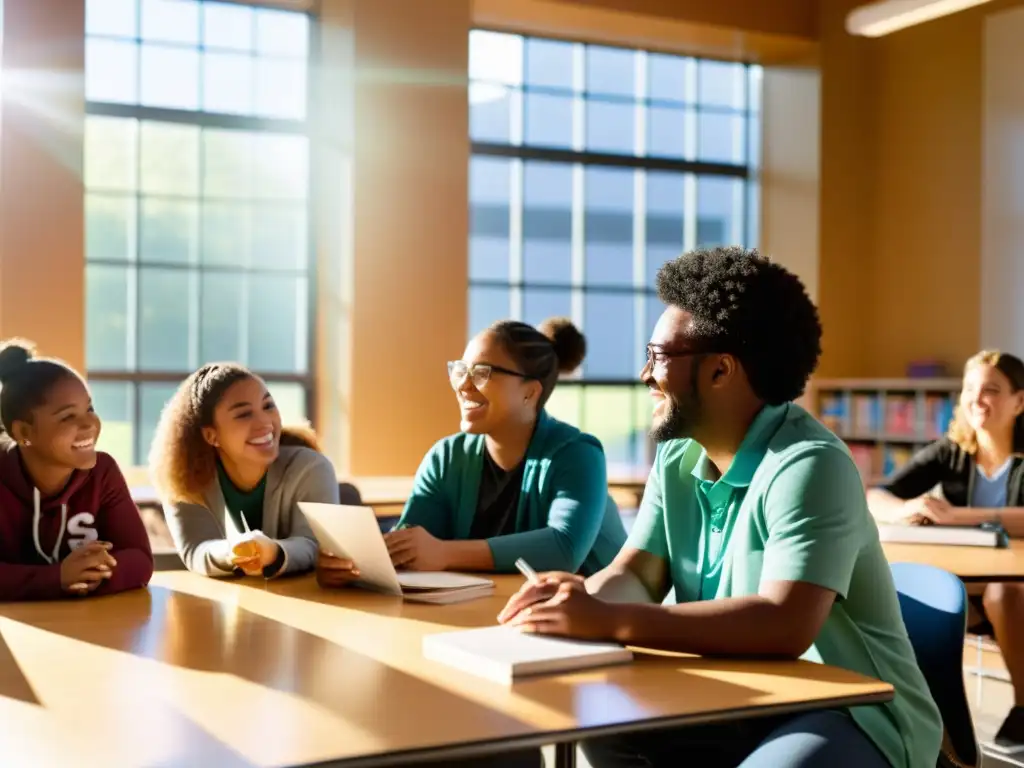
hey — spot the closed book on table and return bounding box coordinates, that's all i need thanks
[422,625,633,684]
[877,524,1008,548]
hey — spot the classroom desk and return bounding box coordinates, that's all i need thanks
[0,574,892,768]
[882,540,1024,582]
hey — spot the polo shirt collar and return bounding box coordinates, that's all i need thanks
[689,403,790,489]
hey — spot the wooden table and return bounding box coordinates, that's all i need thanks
[883,540,1024,582]
[0,573,892,768]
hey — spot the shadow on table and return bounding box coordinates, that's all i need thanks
[0,624,39,706]
[0,586,535,762]
[254,572,516,630]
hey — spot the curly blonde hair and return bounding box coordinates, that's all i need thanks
[947,350,1024,455]
[148,363,320,504]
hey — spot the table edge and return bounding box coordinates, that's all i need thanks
[299,687,894,768]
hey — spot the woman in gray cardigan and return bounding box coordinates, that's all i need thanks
[149,363,337,578]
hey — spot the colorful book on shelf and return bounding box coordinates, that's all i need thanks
[851,393,882,435]
[923,394,955,440]
[884,395,917,436]
[818,392,848,432]
[881,445,914,477]
[847,443,876,483]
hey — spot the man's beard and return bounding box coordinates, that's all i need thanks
[650,391,701,443]
[649,359,703,443]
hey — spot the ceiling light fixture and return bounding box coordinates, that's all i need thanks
[846,0,995,37]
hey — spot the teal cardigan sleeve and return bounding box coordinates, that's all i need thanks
[487,441,608,573]
[395,442,454,538]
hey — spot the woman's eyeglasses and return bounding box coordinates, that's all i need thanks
[447,361,529,389]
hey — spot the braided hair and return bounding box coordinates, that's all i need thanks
[148,363,318,504]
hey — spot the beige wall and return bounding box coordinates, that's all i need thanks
[761,67,821,303]
[982,6,1024,356]
[817,0,1024,378]
[0,0,86,371]
[817,0,875,377]
[317,0,471,476]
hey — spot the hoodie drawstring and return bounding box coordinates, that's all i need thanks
[32,487,67,565]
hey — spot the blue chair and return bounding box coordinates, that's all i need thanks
[890,562,978,768]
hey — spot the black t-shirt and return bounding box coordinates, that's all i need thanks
[469,449,525,539]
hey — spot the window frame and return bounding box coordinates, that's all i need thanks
[84,0,319,465]
[468,31,761,467]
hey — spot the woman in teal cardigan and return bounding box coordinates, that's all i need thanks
[368,318,625,580]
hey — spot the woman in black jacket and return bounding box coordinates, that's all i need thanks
[868,350,1024,748]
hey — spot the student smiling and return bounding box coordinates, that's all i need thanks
[316,318,626,586]
[150,363,337,579]
[498,249,941,768]
[0,339,153,600]
[868,350,1024,749]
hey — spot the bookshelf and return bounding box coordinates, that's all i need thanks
[808,378,962,487]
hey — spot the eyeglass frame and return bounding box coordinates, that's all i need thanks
[446,360,533,388]
[645,343,711,368]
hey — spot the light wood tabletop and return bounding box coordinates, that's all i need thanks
[883,540,1024,582]
[0,573,892,768]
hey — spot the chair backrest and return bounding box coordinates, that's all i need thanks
[890,562,978,768]
[338,482,363,506]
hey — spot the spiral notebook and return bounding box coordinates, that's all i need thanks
[422,625,633,684]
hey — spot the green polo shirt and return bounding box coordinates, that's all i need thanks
[628,403,942,768]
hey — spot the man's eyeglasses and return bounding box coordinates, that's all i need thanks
[645,344,704,368]
[447,361,530,389]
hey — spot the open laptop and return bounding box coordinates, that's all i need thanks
[298,502,494,604]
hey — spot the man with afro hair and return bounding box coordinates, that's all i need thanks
[498,248,942,768]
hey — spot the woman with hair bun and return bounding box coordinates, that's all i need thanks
[0,338,153,600]
[319,317,626,588]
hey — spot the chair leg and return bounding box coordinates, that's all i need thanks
[976,635,985,709]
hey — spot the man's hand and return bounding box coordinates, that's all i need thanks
[903,495,960,525]
[504,580,616,641]
[497,572,583,624]
[316,551,360,589]
[230,530,280,576]
[61,541,116,595]
[383,526,449,571]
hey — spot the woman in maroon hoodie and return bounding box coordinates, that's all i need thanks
[0,339,153,600]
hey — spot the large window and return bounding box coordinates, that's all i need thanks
[468,31,761,468]
[84,0,313,467]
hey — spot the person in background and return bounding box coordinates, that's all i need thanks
[0,339,153,600]
[150,362,336,579]
[318,318,626,589]
[868,350,1024,749]
[498,248,941,768]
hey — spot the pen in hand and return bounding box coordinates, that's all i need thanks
[514,557,540,585]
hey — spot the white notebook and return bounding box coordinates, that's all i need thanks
[422,625,633,684]
[298,502,494,604]
[877,523,1006,548]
